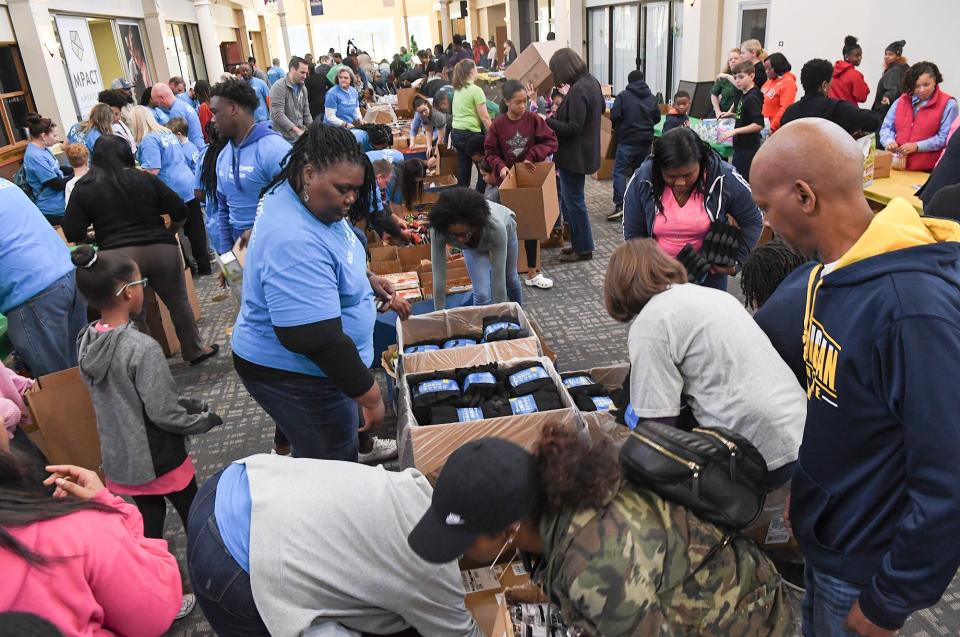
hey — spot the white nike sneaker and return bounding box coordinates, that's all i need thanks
[358,437,399,465]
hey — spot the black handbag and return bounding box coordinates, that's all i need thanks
[619,421,768,530]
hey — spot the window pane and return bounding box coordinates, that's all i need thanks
[588,8,609,85]
[4,95,28,142]
[740,8,767,47]
[670,0,683,98]
[0,112,10,147]
[0,47,24,94]
[644,1,669,98]
[186,24,208,81]
[611,4,638,94]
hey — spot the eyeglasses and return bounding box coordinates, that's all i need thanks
[115,278,148,297]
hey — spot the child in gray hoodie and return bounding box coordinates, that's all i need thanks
[72,245,221,543]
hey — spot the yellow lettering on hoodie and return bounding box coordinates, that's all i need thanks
[805,320,840,401]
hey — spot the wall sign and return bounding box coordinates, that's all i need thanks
[54,15,103,118]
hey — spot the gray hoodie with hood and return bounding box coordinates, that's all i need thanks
[78,322,221,486]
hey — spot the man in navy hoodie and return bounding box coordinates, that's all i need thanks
[608,69,660,222]
[752,118,960,637]
[210,78,291,254]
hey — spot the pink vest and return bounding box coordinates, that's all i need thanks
[894,87,953,171]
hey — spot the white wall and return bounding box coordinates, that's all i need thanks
[720,0,960,98]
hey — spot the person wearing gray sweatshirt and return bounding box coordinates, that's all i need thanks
[429,187,523,310]
[186,454,484,637]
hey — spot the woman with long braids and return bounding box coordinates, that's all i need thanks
[231,122,411,462]
[0,451,184,634]
[194,120,227,247]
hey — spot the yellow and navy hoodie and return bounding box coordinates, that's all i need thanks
[785,199,960,629]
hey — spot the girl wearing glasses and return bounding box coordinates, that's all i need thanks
[71,245,223,620]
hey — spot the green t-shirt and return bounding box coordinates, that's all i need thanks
[710,77,739,113]
[452,83,487,132]
[326,63,346,85]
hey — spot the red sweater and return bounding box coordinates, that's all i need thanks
[0,489,182,636]
[761,72,798,131]
[829,61,870,104]
[483,111,558,181]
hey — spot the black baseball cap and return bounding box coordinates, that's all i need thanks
[408,438,542,563]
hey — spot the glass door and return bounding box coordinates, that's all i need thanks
[587,7,609,86]
[611,4,639,93]
[643,1,669,99]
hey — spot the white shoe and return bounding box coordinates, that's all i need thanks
[358,437,398,465]
[175,594,196,620]
[524,272,554,289]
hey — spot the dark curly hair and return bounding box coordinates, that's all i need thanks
[97,89,132,109]
[741,239,807,311]
[536,421,622,513]
[902,61,944,95]
[356,123,393,149]
[428,187,490,235]
[210,77,259,112]
[264,121,373,221]
[651,127,715,213]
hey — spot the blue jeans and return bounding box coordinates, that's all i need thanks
[801,564,863,637]
[238,374,360,460]
[462,231,523,306]
[6,272,88,376]
[187,470,270,637]
[557,168,594,254]
[612,142,651,209]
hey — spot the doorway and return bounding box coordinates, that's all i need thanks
[250,30,268,69]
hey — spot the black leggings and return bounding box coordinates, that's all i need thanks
[524,240,538,270]
[133,477,199,539]
[184,199,212,275]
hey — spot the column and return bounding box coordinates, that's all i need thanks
[193,0,224,80]
[438,1,452,46]
[141,0,175,83]
[505,0,521,47]
[303,1,319,57]
[276,0,292,64]
[7,0,76,130]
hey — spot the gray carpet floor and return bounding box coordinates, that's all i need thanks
[163,175,958,636]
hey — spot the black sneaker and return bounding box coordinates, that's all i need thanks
[607,207,623,222]
[559,251,593,263]
[560,246,575,255]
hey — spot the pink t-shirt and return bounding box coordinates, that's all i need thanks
[652,188,711,258]
[0,489,182,636]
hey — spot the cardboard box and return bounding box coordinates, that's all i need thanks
[498,162,561,240]
[363,103,397,125]
[437,143,458,177]
[874,149,892,179]
[591,157,615,181]
[464,561,532,637]
[22,367,102,476]
[370,244,433,276]
[394,135,410,150]
[599,114,617,160]
[600,84,613,98]
[382,271,420,291]
[504,42,563,97]
[396,287,423,302]
[566,364,631,442]
[397,355,585,479]
[144,287,181,358]
[396,87,418,117]
[184,267,201,322]
[396,302,545,374]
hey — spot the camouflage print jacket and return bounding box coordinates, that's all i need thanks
[534,484,794,637]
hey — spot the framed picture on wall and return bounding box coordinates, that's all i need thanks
[117,21,153,102]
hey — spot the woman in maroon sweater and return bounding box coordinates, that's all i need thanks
[484,80,558,289]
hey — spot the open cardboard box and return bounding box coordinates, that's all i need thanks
[396,354,585,479]
[396,87,418,117]
[591,157,615,181]
[599,113,616,160]
[498,162,560,240]
[463,561,532,637]
[396,303,548,374]
[437,143,458,177]
[568,364,631,446]
[504,42,563,97]
[369,244,433,276]
[22,367,102,477]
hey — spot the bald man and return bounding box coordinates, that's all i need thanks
[752,118,960,637]
[151,82,204,148]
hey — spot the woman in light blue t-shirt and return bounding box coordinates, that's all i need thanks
[231,123,411,463]
[22,113,73,224]
[324,67,362,128]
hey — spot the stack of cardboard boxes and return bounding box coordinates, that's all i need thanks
[368,244,473,302]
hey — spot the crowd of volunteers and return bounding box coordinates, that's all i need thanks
[0,24,959,637]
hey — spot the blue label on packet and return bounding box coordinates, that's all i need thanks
[591,396,615,411]
[414,378,459,396]
[508,366,549,388]
[404,344,440,354]
[483,321,520,338]
[510,395,539,415]
[562,375,594,388]
[463,372,496,391]
[443,338,477,349]
[625,403,639,429]
[457,407,484,422]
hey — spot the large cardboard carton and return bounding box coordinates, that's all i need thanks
[397,355,585,479]
[396,87,418,117]
[437,143,458,177]
[144,287,181,358]
[498,162,560,240]
[184,267,201,321]
[504,42,563,97]
[569,364,630,443]
[23,368,102,475]
[599,113,616,159]
[591,157,615,181]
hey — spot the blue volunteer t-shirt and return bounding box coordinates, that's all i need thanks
[267,66,285,86]
[215,125,291,243]
[248,77,271,122]
[325,85,359,125]
[214,463,252,573]
[231,181,376,375]
[138,130,196,203]
[83,128,102,156]
[152,107,170,125]
[180,139,200,172]
[66,123,86,146]
[166,98,205,148]
[22,143,65,217]
[365,148,404,164]
[0,179,74,313]
[176,91,198,111]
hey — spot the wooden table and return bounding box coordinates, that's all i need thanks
[863,170,927,213]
